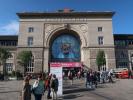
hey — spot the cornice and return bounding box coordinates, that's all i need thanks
[17,11,115,18]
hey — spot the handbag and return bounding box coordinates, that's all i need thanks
[32,80,39,94]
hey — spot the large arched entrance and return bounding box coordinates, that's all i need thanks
[49,29,82,72]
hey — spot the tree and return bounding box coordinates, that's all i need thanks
[0,48,11,76]
[17,51,32,75]
[96,50,106,71]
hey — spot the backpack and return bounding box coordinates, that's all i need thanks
[51,79,58,89]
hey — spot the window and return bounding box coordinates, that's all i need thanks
[12,41,17,46]
[115,40,128,46]
[8,54,13,59]
[118,62,128,68]
[98,36,104,45]
[6,63,13,72]
[98,27,102,32]
[27,37,33,46]
[0,41,5,46]
[119,51,127,58]
[26,57,34,73]
[128,40,133,45]
[0,41,17,46]
[28,27,34,33]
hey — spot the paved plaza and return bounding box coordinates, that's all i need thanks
[0,79,133,100]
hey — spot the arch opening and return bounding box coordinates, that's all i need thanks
[49,29,81,62]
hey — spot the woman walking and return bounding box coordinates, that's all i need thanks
[32,74,45,100]
[22,76,32,100]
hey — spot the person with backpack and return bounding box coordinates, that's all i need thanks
[32,74,45,100]
[51,74,59,100]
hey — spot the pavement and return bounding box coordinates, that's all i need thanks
[0,78,133,100]
[63,79,133,100]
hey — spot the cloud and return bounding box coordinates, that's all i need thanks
[0,21,19,35]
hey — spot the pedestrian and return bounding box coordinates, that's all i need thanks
[32,74,45,100]
[92,71,98,88]
[45,75,52,99]
[100,71,105,83]
[63,71,65,79]
[21,76,32,100]
[51,74,59,100]
[108,70,114,83]
[77,70,81,79]
[86,71,93,89]
[68,70,71,79]
[97,71,100,83]
[69,71,73,85]
[128,70,132,79]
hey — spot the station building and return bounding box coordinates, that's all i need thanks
[0,9,133,74]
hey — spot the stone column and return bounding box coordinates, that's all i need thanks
[43,47,49,72]
[81,47,90,69]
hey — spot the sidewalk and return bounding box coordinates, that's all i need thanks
[0,79,133,100]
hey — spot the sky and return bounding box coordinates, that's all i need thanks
[0,0,133,35]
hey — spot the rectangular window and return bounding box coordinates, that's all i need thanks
[27,37,33,46]
[98,27,102,32]
[28,27,34,33]
[98,36,104,45]
[1,41,5,46]
[6,63,13,72]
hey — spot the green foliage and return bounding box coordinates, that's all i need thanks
[8,70,23,80]
[0,48,11,76]
[0,48,11,65]
[96,50,106,71]
[16,70,23,79]
[12,70,16,77]
[17,51,32,66]
[17,51,32,75]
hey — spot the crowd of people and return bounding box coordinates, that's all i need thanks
[85,69,114,89]
[21,73,59,100]
[63,68,115,88]
[21,68,132,100]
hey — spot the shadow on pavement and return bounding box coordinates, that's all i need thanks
[63,94,83,99]
[0,86,7,88]
[90,91,114,100]
[0,90,20,93]
[97,84,107,88]
[63,84,81,89]
[63,87,95,94]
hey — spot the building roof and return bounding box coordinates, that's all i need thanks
[114,34,133,40]
[0,35,18,40]
[17,11,115,18]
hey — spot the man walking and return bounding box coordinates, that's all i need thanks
[51,74,59,100]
